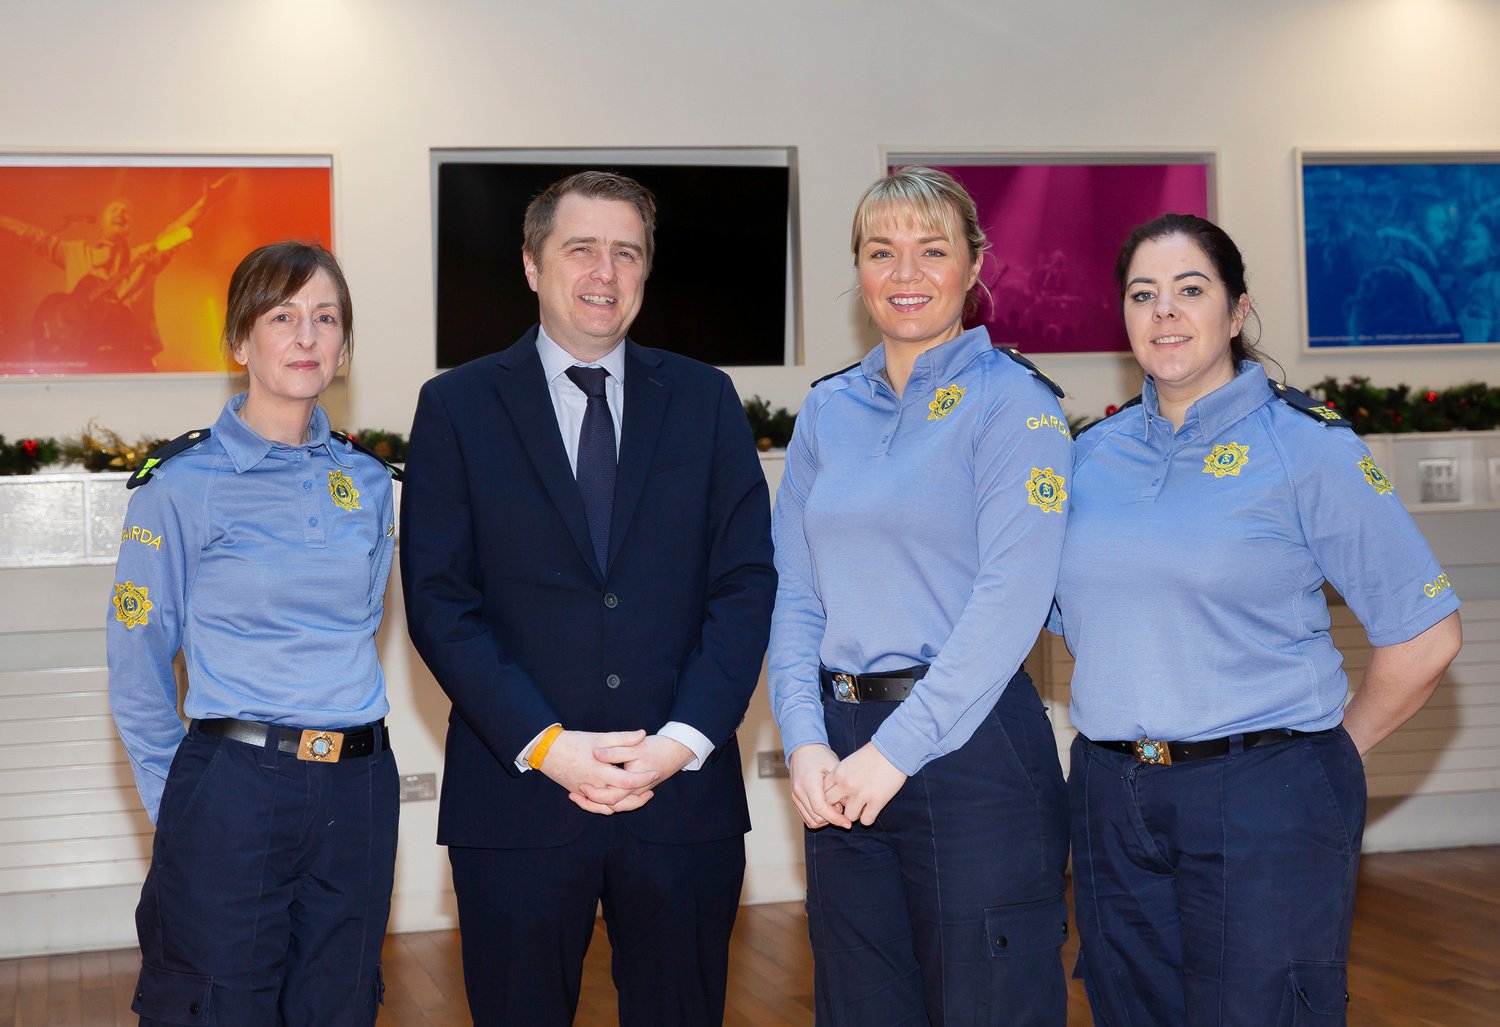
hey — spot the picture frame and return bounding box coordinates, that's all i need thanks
[885,150,1216,355]
[0,153,334,377]
[1297,150,1500,350]
[432,147,799,368]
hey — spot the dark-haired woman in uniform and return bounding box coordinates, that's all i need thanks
[108,241,401,1026]
[1050,213,1462,1025]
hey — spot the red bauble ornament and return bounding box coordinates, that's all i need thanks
[1425,391,1438,403]
[21,439,39,457]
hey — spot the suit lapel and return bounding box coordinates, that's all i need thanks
[492,330,600,578]
[609,340,669,569]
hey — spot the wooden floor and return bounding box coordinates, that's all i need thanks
[3,847,1497,1025]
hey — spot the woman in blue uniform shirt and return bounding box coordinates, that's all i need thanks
[1050,214,1462,1026]
[108,241,399,1026]
[769,166,1073,1025]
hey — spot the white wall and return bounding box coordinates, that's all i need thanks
[3,0,1500,951]
[3,0,1500,441]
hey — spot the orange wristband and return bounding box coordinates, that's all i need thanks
[528,724,565,770]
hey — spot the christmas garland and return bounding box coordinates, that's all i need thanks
[0,423,411,475]
[1081,379,1500,436]
[0,435,61,476]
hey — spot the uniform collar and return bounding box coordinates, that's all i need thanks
[215,392,343,472]
[1141,360,1271,438]
[536,325,627,386]
[858,325,994,395]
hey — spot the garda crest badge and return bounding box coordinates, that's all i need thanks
[928,384,966,421]
[113,582,153,629]
[1359,455,1394,495]
[1203,443,1250,478]
[1027,467,1067,513]
[328,470,361,511]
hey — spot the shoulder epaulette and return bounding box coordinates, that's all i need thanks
[810,361,861,389]
[331,431,405,481]
[997,346,1065,398]
[1270,381,1352,428]
[126,428,212,489]
[1075,395,1141,436]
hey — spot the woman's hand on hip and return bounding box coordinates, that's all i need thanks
[788,743,853,830]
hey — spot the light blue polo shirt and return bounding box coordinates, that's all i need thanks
[108,394,395,821]
[770,326,1073,776]
[1050,361,1460,742]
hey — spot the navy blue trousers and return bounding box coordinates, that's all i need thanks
[449,819,745,1026]
[1069,728,1366,1026]
[132,723,398,1026]
[806,671,1070,1026]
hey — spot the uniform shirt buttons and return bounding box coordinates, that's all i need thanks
[189,1002,202,1015]
[308,517,318,526]
[605,673,621,689]
[995,935,1008,949]
[303,481,312,491]
[604,593,618,608]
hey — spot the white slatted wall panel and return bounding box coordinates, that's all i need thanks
[0,564,153,918]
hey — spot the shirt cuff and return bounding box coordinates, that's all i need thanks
[658,721,712,771]
[515,723,562,773]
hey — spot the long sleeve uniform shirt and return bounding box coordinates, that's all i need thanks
[107,394,395,822]
[1050,361,1460,741]
[769,326,1073,776]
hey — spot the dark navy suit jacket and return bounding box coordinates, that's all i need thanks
[400,327,775,849]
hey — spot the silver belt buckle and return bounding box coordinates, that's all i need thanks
[831,673,859,704]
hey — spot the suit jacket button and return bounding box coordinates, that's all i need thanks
[604,592,618,608]
[605,673,621,689]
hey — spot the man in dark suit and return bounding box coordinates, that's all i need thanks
[400,171,775,1026]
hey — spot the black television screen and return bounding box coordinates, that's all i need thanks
[434,152,796,368]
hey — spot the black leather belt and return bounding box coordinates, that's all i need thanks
[193,717,386,763]
[1082,728,1332,766]
[820,664,928,704]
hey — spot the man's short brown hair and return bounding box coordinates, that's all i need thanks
[522,171,657,275]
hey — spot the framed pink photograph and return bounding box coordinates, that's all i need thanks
[887,152,1215,355]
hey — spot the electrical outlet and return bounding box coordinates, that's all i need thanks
[757,750,789,778]
[399,772,438,802]
[1418,457,1460,504]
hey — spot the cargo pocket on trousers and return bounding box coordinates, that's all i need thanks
[1279,960,1349,1025]
[984,893,1069,957]
[131,964,213,1024]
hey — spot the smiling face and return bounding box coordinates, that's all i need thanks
[1122,233,1249,414]
[523,192,647,362]
[231,268,348,409]
[857,205,980,354]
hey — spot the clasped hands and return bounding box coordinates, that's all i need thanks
[539,729,694,815]
[788,741,908,830]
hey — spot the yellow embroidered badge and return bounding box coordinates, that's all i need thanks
[113,582,153,629]
[1027,467,1067,513]
[1309,405,1342,421]
[928,384,966,421]
[1203,443,1250,478]
[1358,455,1394,495]
[328,470,361,511]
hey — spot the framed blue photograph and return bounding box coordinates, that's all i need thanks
[1298,151,1500,350]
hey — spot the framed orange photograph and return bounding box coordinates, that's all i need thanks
[0,154,333,376]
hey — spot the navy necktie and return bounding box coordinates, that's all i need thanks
[565,365,616,573]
